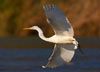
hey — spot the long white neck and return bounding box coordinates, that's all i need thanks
[34,26,52,42]
[33,26,77,44]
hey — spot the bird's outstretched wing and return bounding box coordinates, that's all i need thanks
[43,5,74,36]
[42,44,76,68]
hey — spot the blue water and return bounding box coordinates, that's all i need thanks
[0,48,100,72]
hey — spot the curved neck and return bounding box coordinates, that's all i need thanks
[34,27,51,42]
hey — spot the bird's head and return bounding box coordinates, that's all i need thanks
[24,26,39,30]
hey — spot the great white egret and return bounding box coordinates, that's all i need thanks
[24,5,79,68]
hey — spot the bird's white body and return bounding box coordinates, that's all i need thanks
[25,5,79,68]
[48,35,74,44]
[33,25,77,45]
[32,24,78,49]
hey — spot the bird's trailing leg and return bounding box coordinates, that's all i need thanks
[78,43,87,58]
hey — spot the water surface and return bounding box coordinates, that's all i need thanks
[0,48,100,72]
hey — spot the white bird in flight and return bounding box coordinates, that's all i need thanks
[24,5,79,68]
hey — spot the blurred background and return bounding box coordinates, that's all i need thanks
[0,0,100,37]
[0,0,100,48]
[0,0,100,71]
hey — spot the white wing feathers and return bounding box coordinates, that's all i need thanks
[42,5,77,68]
[42,44,76,68]
[43,5,74,36]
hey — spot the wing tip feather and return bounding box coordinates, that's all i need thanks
[42,65,57,69]
[42,66,46,68]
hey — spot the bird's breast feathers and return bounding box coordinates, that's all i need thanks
[49,35,74,44]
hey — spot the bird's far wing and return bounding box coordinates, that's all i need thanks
[42,44,76,68]
[43,5,74,36]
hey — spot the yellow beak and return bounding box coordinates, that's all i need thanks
[24,27,32,30]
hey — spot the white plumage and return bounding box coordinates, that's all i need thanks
[42,44,76,68]
[24,4,78,68]
[43,5,74,37]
